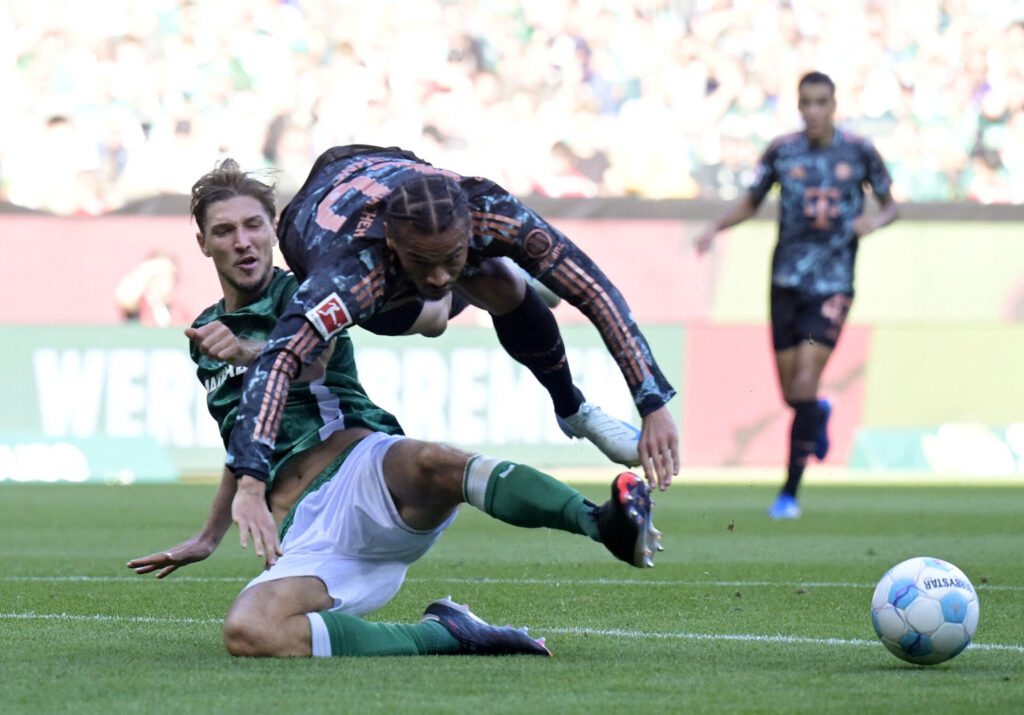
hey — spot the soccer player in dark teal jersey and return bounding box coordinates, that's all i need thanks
[696,71,898,519]
[127,160,663,658]
[224,145,679,530]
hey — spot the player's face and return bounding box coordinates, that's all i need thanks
[197,195,276,309]
[798,83,836,144]
[386,219,470,301]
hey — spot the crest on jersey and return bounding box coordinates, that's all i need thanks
[306,293,353,339]
[524,229,554,259]
[834,162,852,180]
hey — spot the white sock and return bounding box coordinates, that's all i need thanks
[462,455,504,510]
[307,612,332,657]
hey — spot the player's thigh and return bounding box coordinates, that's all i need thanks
[793,340,833,383]
[228,575,333,623]
[795,292,852,349]
[770,286,803,353]
[381,438,467,529]
[771,287,803,393]
[774,347,798,396]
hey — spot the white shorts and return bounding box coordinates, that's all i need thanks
[243,432,456,616]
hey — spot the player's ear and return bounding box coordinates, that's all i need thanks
[196,231,211,257]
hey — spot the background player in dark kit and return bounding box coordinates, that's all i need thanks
[696,72,897,519]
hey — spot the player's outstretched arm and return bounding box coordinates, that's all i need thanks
[637,406,679,491]
[694,194,760,255]
[231,474,282,569]
[126,467,237,578]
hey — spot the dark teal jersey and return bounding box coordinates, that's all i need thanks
[191,268,402,487]
[227,146,676,481]
[748,130,893,295]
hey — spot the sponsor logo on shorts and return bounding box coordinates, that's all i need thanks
[306,293,353,339]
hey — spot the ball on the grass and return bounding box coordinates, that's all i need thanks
[870,556,979,665]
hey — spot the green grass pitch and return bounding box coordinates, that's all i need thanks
[1,481,1022,713]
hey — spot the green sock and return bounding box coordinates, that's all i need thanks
[463,456,601,541]
[315,611,460,657]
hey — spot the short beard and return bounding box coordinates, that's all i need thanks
[221,264,274,305]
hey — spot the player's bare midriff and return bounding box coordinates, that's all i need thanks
[267,426,374,522]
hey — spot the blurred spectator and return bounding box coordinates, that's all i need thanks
[531,141,599,198]
[115,252,189,327]
[3,0,1023,214]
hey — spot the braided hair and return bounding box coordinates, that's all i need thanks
[385,172,470,236]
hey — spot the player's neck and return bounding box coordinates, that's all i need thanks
[221,283,263,313]
[805,127,835,148]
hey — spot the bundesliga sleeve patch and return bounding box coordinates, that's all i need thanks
[305,293,353,339]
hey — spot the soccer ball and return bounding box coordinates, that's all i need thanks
[870,556,979,665]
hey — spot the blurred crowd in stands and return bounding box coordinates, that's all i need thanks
[2,0,1022,215]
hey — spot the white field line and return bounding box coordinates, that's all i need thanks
[540,627,1024,654]
[1,611,1021,654]
[2,575,1021,592]
[550,466,1024,486]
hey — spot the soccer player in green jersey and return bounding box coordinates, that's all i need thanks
[127,160,662,658]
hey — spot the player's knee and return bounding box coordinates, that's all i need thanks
[784,376,820,404]
[223,609,267,657]
[408,299,450,337]
[223,598,295,657]
[460,258,526,315]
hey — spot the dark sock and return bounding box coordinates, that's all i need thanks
[782,400,821,497]
[491,287,583,418]
[464,456,601,541]
[317,611,459,656]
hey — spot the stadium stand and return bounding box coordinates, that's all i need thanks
[1,0,1022,215]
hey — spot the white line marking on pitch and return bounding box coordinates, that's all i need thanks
[2,575,1021,592]
[0,612,221,625]
[412,577,1024,592]
[2,612,1021,654]
[542,627,1024,654]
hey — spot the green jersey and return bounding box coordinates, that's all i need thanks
[191,268,402,487]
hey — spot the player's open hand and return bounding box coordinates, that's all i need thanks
[638,406,679,491]
[232,476,282,569]
[126,534,218,579]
